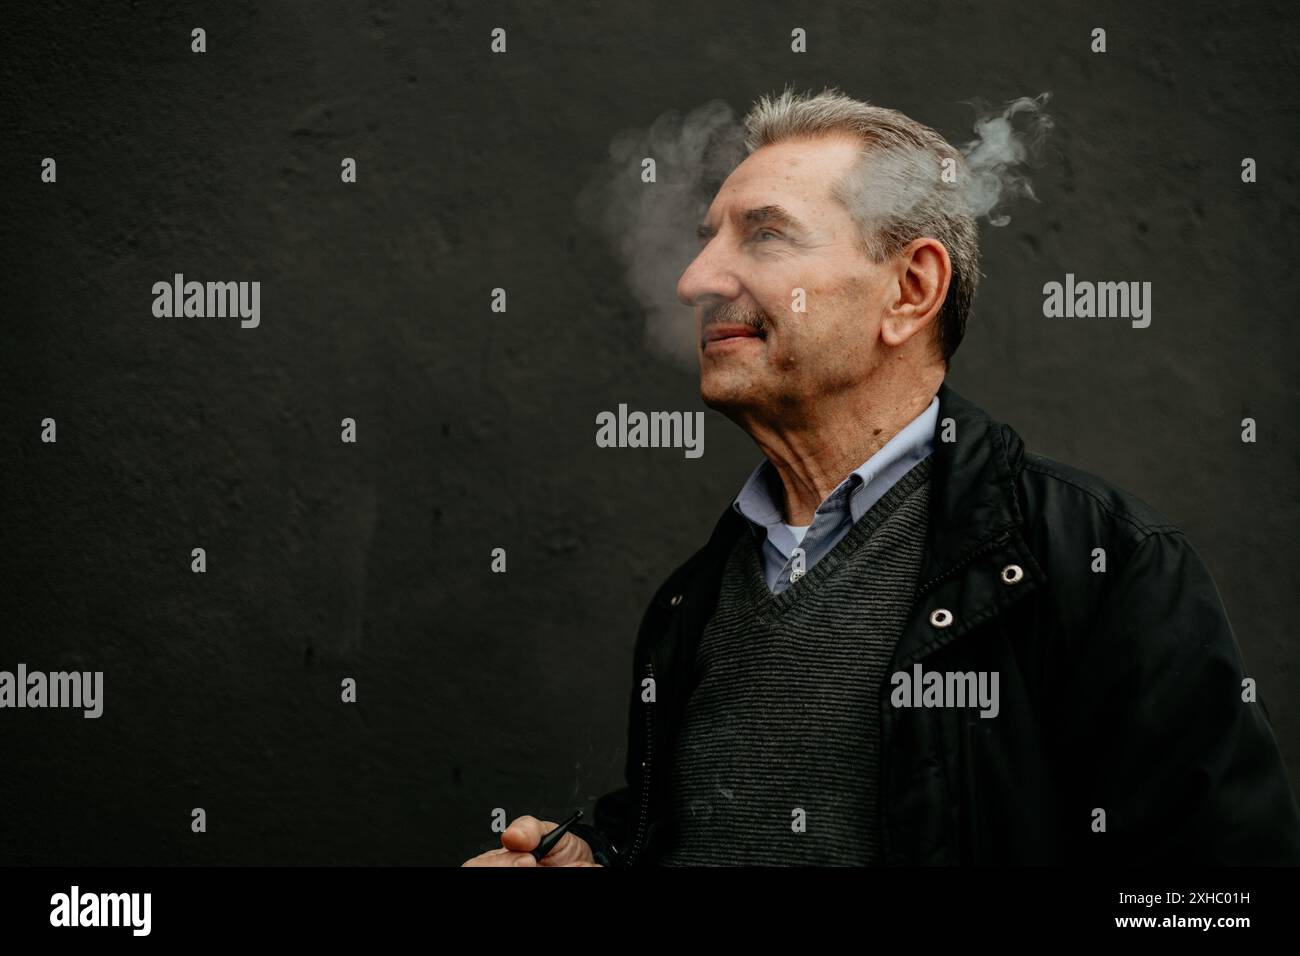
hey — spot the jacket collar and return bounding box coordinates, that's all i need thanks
[916,380,1026,590]
[692,379,1027,595]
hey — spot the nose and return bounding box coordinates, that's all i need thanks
[676,242,743,309]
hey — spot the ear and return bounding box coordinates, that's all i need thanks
[880,238,950,348]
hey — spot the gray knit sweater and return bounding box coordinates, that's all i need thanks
[658,454,933,865]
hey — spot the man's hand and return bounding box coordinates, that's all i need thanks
[461,814,603,866]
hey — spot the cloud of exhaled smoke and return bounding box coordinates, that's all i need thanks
[577,92,1053,370]
[575,99,747,368]
[957,92,1054,227]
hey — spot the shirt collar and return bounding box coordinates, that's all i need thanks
[731,394,940,535]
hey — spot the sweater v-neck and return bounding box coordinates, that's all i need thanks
[736,453,934,618]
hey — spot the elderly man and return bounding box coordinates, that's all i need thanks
[464,87,1300,867]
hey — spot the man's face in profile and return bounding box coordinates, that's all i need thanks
[677,134,893,419]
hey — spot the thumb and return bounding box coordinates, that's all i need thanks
[500,815,550,854]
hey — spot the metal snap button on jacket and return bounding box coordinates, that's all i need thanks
[1000,564,1024,585]
[929,608,953,628]
[669,593,683,606]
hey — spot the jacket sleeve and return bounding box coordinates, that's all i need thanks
[570,540,715,866]
[568,607,653,866]
[568,787,631,866]
[1065,528,1300,864]
[566,575,670,867]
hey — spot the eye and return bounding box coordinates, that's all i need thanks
[754,228,781,242]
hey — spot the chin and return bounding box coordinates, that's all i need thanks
[699,374,755,413]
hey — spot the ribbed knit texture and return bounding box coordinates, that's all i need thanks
[658,454,933,865]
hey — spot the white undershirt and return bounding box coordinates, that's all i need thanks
[783,522,811,546]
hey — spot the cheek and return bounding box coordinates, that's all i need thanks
[756,269,812,315]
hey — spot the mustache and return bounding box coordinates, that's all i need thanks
[701,305,768,336]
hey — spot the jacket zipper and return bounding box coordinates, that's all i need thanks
[622,658,655,866]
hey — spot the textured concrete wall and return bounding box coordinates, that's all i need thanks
[1,0,1296,864]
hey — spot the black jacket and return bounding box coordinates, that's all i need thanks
[569,381,1300,865]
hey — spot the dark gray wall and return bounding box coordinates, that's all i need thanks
[2,0,1296,864]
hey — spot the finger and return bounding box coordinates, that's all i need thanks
[503,816,591,865]
[462,848,539,867]
[500,815,596,865]
[460,847,505,866]
[500,815,551,853]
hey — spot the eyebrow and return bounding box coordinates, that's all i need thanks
[695,204,810,242]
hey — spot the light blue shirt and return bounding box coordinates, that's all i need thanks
[732,395,939,594]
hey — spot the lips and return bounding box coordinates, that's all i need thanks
[702,323,763,344]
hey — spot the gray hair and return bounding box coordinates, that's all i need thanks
[741,85,980,369]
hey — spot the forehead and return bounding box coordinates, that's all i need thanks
[707,135,863,218]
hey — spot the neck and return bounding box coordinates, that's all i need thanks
[737,373,942,526]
